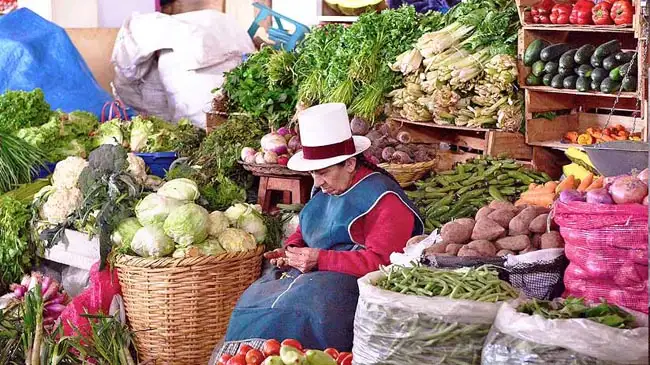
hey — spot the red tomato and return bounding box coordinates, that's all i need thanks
[245,349,264,365]
[337,353,352,365]
[262,339,281,357]
[340,355,352,365]
[218,354,233,365]
[238,345,255,357]
[281,339,303,351]
[227,354,247,365]
[324,348,340,360]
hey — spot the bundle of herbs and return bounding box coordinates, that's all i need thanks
[0,130,47,194]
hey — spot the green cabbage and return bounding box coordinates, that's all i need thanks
[197,238,226,255]
[157,178,200,202]
[163,203,209,246]
[111,218,142,248]
[135,193,184,226]
[208,211,230,237]
[218,228,257,252]
[131,225,174,258]
[224,203,267,243]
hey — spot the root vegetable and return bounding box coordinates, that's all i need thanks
[531,234,542,249]
[288,136,302,152]
[445,243,464,255]
[520,245,537,254]
[395,144,410,153]
[559,190,585,203]
[638,168,649,183]
[475,207,494,222]
[609,176,648,204]
[396,131,413,144]
[540,231,564,249]
[457,246,481,257]
[366,131,384,147]
[489,201,516,212]
[424,241,449,255]
[241,147,256,161]
[391,151,413,164]
[497,249,515,257]
[496,235,530,251]
[586,188,614,204]
[508,207,539,236]
[487,209,517,229]
[467,240,497,256]
[351,116,370,135]
[440,218,475,245]
[576,173,594,192]
[529,214,549,233]
[471,218,505,241]
[413,150,430,162]
[381,147,396,161]
[254,152,266,164]
[261,132,288,155]
[264,151,278,164]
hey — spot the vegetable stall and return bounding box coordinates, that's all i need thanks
[0,0,648,364]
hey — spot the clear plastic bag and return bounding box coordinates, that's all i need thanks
[352,271,501,365]
[481,301,649,365]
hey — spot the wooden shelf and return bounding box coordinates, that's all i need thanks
[522,24,635,34]
[521,86,639,99]
[393,117,492,132]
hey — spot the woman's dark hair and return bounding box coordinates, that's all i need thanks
[337,154,401,186]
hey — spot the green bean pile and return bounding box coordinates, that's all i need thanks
[376,265,519,302]
[406,156,551,231]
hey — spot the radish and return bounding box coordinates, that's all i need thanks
[350,116,369,135]
[261,132,288,155]
[264,151,278,164]
[241,147,256,162]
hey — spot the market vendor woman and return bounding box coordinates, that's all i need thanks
[225,103,424,351]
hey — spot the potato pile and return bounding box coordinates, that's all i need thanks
[425,200,565,257]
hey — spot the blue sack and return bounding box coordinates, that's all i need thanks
[0,9,125,117]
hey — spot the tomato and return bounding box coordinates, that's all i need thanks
[340,355,352,365]
[262,339,281,357]
[227,354,247,365]
[337,353,352,365]
[238,345,255,357]
[281,339,303,351]
[324,348,340,360]
[245,349,264,365]
[218,354,233,365]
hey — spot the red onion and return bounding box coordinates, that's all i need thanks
[288,135,302,152]
[637,168,649,184]
[13,285,26,298]
[260,132,288,155]
[20,274,31,287]
[277,127,292,137]
[44,303,67,315]
[586,188,614,204]
[41,276,52,295]
[609,176,648,204]
[42,280,59,301]
[46,293,67,305]
[559,189,585,203]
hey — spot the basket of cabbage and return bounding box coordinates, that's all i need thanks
[112,179,265,365]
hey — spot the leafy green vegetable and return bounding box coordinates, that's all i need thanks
[517,297,637,329]
[0,196,33,291]
[0,89,52,133]
[0,130,46,194]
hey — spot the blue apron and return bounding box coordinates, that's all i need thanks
[225,173,424,351]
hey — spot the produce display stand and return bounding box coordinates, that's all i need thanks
[516,0,649,174]
[241,162,313,213]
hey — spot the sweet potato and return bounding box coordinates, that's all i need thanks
[440,218,475,245]
[530,234,542,249]
[508,207,540,236]
[457,246,481,257]
[445,243,464,255]
[541,231,564,249]
[424,241,449,255]
[496,249,515,257]
[487,209,517,229]
[529,214,549,234]
[520,245,537,254]
[467,240,497,256]
[475,206,494,222]
[471,218,506,241]
[406,235,429,247]
[495,235,531,251]
[489,200,516,212]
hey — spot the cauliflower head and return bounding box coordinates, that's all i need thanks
[127,153,147,184]
[52,156,89,189]
[40,187,83,224]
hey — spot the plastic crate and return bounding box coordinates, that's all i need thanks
[33,162,57,180]
[135,152,178,178]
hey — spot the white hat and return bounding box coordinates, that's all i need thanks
[287,103,371,172]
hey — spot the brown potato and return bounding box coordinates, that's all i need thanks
[508,207,540,236]
[530,234,543,249]
[467,240,497,256]
[471,218,506,241]
[529,214,549,234]
[457,246,481,257]
[475,206,494,222]
[488,209,517,229]
[495,235,531,251]
[445,243,464,255]
[489,200,517,211]
[541,231,565,249]
[520,245,538,254]
[406,235,429,247]
[424,241,449,255]
[441,218,475,245]
[496,249,515,257]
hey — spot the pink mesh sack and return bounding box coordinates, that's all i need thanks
[553,201,648,313]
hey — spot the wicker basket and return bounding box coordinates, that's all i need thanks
[114,246,264,364]
[378,159,438,187]
[240,161,310,177]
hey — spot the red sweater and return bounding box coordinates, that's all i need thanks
[284,167,416,277]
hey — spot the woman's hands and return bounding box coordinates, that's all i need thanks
[264,247,321,273]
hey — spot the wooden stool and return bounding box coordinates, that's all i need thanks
[257,175,312,213]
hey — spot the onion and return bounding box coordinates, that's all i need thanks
[288,136,302,152]
[42,280,59,301]
[586,188,614,204]
[558,189,585,203]
[240,147,256,161]
[264,151,278,164]
[643,195,648,205]
[609,176,648,204]
[20,274,30,287]
[13,285,26,298]
[350,116,370,135]
[41,275,52,295]
[46,293,67,305]
[260,133,288,155]
[44,303,67,315]
[637,168,649,184]
[254,152,266,164]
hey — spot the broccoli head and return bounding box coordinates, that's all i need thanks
[88,144,128,175]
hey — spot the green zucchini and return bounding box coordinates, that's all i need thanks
[602,55,619,71]
[542,73,555,86]
[615,51,635,63]
[591,79,602,91]
[532,60,547,77]
[574,44,596,65]
[577,64,593,77]
[559,49,578,69]
[540,43,573,62]
[551,74,565,88]
[563,75,578,89]
[526,73,543,86]
[591,68,608,83]
[524,39,550,66]
[621,76,637,92]
[600,77,621,94]
[576,76,591,92]
[594,40,622,60]
[590,53,602,68]
[620,61,638,77]
[544,61,559,75]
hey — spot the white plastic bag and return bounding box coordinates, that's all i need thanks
[482,300,649,364]
[61,266,90,298]
[353,271,502,365]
